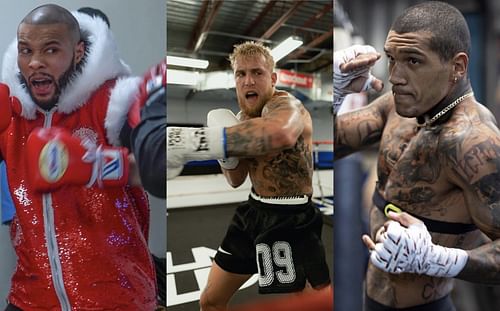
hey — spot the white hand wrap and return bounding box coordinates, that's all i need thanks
[334,45,378,113]
[370,222,414,273]
[370,221,468,278]
[167,126,226,179]
[207,109,239,170]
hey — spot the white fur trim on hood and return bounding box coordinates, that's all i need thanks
[1,11,131,120]
[105,76,142,146]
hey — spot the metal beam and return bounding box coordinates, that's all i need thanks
[186,0,209,51]
[260,0,305,40]
[286,28,333,60]
[243,0,278,36]
[302,2,332,30]
[193,0,224,53]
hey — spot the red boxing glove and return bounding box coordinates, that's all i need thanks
[26,127,130,192]
[119,59,165,149]
[129,59,166,129]
[0,83,22,131]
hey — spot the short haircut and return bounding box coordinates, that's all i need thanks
[229,41,275,72]
[20,4,81,44]
[391,1,471,61]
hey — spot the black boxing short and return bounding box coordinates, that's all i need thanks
[214,190,331,294]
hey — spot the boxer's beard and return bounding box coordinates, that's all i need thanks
[238,90,273,118]
[19,58,79,111]
[238,99,264,118]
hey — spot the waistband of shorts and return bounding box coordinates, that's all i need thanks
[365,293,453,311]
[372,187,477,235]
[249,189,310,206]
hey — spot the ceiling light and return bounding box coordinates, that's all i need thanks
[271,36,303,62]
[166,69,199,86]
[166,56,209,69]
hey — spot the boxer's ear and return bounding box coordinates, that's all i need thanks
[450,52,468,82]
[271,72,277,87]
[74,40,85,65]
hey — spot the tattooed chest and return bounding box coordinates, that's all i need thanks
[377,126,444,206]
[248,138,313,196]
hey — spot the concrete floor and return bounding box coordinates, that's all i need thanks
[167,203,333,311]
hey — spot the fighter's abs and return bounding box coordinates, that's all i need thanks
[249,136,313,197]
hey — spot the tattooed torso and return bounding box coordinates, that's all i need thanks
[348,94,500,307]
[248,95,313,197]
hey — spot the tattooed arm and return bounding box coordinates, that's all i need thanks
[166,92,308,181]
[442,121,500,284]
[225,93,308,157]
[334,91,392,159]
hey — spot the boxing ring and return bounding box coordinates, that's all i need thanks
[167,141,333,214]
[166,141,333,310]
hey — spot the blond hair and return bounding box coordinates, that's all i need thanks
[229,41,275,71]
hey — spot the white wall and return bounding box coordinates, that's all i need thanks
[0,1,166,307]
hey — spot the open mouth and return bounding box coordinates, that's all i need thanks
[30,77,54,96]
[245,91,258,101]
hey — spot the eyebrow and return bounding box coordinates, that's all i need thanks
[398,47,425,55]
[235,67,263,73]
[18,39,62,47]
[384,47,424,56]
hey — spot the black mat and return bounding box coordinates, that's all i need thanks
[167,203,333,311]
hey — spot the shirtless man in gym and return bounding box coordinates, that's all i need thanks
[334,2,500,310]
[167,41,331,311]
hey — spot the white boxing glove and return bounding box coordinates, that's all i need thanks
[167,126,226,179]
[167,165,184,180]
[334,45,378,113]
[370,221,468,278]
[207,109,239,170]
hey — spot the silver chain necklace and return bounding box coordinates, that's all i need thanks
[417,92,474,128]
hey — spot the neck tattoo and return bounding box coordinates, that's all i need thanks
[416,92,474,129]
